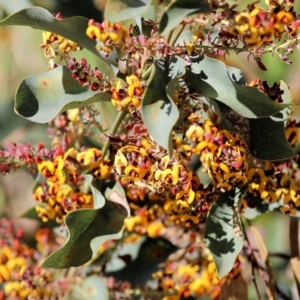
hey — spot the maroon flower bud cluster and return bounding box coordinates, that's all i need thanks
[0,143,49,174]
[66,57,111,92]
[0,143,78,175]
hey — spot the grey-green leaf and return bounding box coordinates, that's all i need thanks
[15,66,111,123]
[169,55,186,79]
[0,6,114,74]
[41,201,126,268]
[42,177,129,269]
[186,55,291,119]
[204,187,245,278]
[248,113,294,160]
[216,100,295,160]
[141,60,179,156]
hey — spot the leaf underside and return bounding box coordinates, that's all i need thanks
[186,55,291,119]
[204,187,245,278]
[15,66,111,123]
[42,176,129,268]
[141,60,179,155]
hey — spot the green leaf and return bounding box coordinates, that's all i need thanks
[227,66,246,86]
[105,0,151,22]
[20,206,41,221]
[0,8,91,57]
[174,29,193,45]
[248,113,294,160]
[216,100,295,160]
[42,175,129,268]
[15,66,111,123]
[169,55,186,79]
[159,0,211,35]
[186,55,291,119]
[141,60,179,156]
[41,203,126,268]
[204,187,245,278]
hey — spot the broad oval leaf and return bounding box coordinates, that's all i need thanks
[0,7,95,56]
[15,66,111,123]
[41,202,126,268]
[105,0,151,22]
[141,60,179,156]
[186,55,291,119]
[42,176,129,268]
[248,113,294,160]
[216,100,295,160]
[204,187,245,278]
[169,55,186,79]
[159,0,211,35]
[227,66,246,86]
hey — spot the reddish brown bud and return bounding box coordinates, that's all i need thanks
[90,82,100,91]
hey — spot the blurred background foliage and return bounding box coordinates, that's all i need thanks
[0,0,299,299]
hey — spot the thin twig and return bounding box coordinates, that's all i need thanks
[241,220,262,300]
[101,109,128,158]
[141,64,153,80]
[85,106,106,134]
[165,28,175,45]
[169,24,185,47]
[265,34,300,54]
[196,43,251,53]
[249,223,276,299]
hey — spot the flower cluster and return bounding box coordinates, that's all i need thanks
[155,257,221,299]
[0,142,50,174]
[185,120,248,192]
[86,19,129,56]
[0,218,69,299]
[66,57,111,92]
[39,14,81,62]
[285,120,300,146]
[34,146,112,222]
[240,164,300,216]
[225,4,297,47]
[149,228,227,300]
[111,75,144,110]
[124,205,166,237]
[40,31,82,58]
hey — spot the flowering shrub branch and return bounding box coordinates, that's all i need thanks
[0,0,300,299]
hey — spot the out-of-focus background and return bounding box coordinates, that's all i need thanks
[0,0,107,231]
[0,0,299,299]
